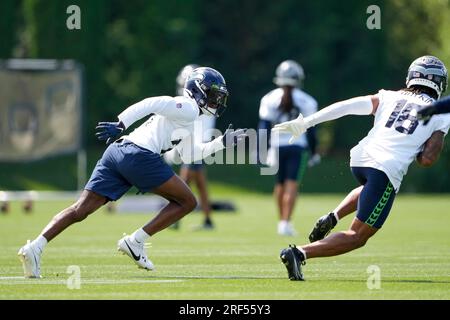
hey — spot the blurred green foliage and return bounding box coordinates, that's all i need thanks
[1,0,450,192]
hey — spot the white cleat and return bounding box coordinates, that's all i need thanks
[278,221,298,237]
[117,235,154,270]
[18,240,42,278]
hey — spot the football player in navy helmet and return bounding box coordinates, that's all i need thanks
[18,66,246,278]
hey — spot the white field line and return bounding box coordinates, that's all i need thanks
[0,277,183,285]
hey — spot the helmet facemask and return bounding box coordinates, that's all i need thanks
[198,84,227,117]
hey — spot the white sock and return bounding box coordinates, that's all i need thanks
[333,211,340,222]
[298,246,307,260]
[130,228,150,244]
[32,235,48,253]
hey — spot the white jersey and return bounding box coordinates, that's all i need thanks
[118,96,224,163]
[259,87,318,148]
[350,89,450,192]
[192,114,216,144]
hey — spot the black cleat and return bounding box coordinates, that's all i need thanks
[280,244,306,281]
[308,212,337,243]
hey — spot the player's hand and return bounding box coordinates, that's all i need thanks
[95,121,125,144]
[308,153,321,168]
[272,114,307,144]
[417,105,437,125]
[222,124,248,148]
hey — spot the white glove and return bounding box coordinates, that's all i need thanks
[308,153,321,167]
[272,114,308,144]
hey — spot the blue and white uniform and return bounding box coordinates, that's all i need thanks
[181,113,216,169]
[259,87,318,182]
[85,96,225,200]
[350,89,450,228]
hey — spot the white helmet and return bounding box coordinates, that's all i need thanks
[176,64,200,96]
[273,60,304,87]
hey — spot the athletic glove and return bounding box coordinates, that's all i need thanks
[95,121,125,145]
[272,114,307,144]
[222,124,248,148]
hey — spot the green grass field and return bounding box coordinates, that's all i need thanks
[1,187,449,300]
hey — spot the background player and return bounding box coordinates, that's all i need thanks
[258,60,320,236]
[18,67,247,278]
[273,55,449,280]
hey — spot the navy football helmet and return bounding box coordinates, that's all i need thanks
[176,64,200,96]
[184,67,228,117]
[406,55,448,98]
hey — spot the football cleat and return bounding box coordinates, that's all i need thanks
[117,234,154,271]
[277,221,297,237]
[18,240,42,278]
[280,244,305,281]
[308,212,337,243]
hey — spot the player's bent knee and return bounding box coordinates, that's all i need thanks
[352,233,369,248]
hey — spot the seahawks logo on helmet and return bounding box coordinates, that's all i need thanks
[406,55,448,98]
[189,72,205,82]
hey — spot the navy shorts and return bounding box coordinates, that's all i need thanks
[277,145,306,183]
[85,141,174,201]
[351,167,396,229]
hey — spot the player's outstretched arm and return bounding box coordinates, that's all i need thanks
[416,131,445,167]
[176,124,248,163]
[273,95,378,144]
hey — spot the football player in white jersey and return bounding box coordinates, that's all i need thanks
[258,60,320,236]
[305,93,450,243]
[17,67,247,278]
[172,64,216,230]
[273,55,449,280]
